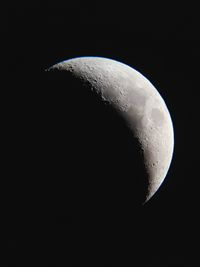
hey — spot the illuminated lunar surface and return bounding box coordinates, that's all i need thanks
[47,56,174,204]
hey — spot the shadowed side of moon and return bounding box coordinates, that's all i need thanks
[41,70,149,217]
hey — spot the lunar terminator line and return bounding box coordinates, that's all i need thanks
[47,56,174,203]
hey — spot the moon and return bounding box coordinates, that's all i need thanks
[46,56,174,205]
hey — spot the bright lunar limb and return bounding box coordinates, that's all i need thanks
[47,56,174,204]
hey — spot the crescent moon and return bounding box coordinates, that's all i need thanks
[46,56,174,204]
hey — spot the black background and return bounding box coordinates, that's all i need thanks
[3,3,200,266]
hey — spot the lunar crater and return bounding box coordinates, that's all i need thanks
[151,108,165,126]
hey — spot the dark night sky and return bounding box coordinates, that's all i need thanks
[3,3,200,266]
